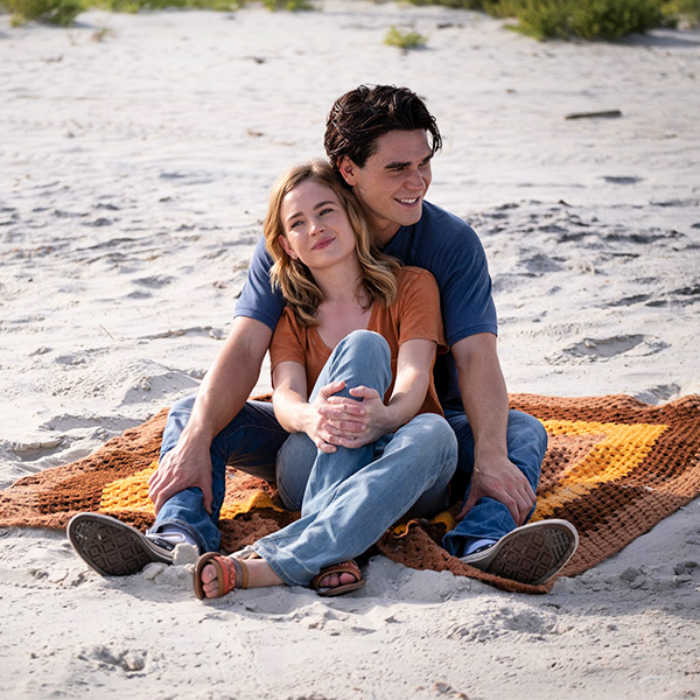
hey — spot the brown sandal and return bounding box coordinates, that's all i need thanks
[193,553,249,600]
[311,560,364,597]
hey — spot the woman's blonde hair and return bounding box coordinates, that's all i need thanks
[264,159,399,326]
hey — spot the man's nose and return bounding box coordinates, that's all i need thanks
[405,169,424,191]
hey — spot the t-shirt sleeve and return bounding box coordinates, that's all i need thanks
[269,307,306,373]
[395,268,447,351]
[234,235,286,331]
[434,219,497,346]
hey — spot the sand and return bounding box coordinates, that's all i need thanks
[1,2,699,698]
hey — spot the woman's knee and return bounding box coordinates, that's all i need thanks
[338,330,390,365]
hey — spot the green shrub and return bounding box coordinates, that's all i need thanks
[384,25,427,49]
[94,0,242,10]
[92,0,307,11]
[569,0,665,39]
[663,0,700,25]
[8,0,83,24]
[406,0,671,39]
[261,0,312,9]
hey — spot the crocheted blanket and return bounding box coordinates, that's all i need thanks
[1,394,698,594]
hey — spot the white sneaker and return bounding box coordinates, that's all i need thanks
[460,519,579,585]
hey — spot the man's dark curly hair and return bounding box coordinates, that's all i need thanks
[324,85,442,172]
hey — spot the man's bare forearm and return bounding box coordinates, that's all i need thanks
[452,332,536,524]
[183,317,272,444]
[453,333,509,462]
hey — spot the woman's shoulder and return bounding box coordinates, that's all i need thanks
[274,304,307,337]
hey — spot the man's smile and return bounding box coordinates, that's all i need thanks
[395,196,421,207]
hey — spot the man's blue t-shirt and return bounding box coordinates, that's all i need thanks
[235,200,497,411]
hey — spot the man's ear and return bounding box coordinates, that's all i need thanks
[338,156,358,187]
[279,234,299,260]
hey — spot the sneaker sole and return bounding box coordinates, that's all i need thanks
[67,513,172,577]
[464,519,579,585]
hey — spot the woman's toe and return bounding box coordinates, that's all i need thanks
[319,572,357,589]
[201,563,217,584]
[200,563,219,597]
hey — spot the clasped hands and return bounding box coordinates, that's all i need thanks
[305,379,389,453]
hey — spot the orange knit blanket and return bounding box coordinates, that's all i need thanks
[1,393,698,594]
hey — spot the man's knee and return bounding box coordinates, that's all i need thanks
[166,394,197,428]
[508,410,548,458]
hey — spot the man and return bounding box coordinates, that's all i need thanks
[69,85,577,587]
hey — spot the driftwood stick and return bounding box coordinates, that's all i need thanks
[565,109,623,120]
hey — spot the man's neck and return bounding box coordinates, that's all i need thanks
[367,216,401,249]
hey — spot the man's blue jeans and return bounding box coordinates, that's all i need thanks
[151,330,458,571]
[440,408,548,557]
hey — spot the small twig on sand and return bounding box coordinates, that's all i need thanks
[565,110,623,120]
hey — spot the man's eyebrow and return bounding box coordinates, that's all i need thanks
[384,153,433,170]
[384,160,410,170]
[285,200,336,223]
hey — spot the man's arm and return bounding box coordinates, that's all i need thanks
[452,332,535,525]
[148,316,272,514]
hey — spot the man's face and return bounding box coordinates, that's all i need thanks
[338,129,433,242]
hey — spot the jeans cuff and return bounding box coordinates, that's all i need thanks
[148,517,208,554]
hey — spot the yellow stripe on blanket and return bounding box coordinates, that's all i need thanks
[99,461,284,518]
[532,419,668,520]
[98,419,668,530]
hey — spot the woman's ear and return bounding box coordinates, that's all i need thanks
[279,235,299,260]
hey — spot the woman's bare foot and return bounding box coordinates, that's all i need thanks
[199,557,283,598]
[311,560,364,596]
[316,571,358,588]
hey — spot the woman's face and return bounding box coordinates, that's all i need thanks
[279,179,357,272]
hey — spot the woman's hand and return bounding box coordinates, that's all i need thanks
[318,385,391,449]
[303,380,351,453]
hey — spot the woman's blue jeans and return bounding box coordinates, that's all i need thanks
[151,330,458,575]
[251,330,458,586]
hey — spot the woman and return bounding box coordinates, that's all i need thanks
[193,161,457,599]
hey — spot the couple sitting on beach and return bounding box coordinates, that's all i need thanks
[68,85,579,597]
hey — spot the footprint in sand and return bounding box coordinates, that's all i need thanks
[131,275,175,289]
[549,334,669,364]
[601,176,644,185]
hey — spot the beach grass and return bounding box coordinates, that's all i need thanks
[384,24,427,49]
[1,0,312,25]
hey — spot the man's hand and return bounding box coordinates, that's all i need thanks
[148,437,214,515]
[457,454,535,526]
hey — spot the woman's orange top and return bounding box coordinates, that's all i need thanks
[269,266,447,418]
